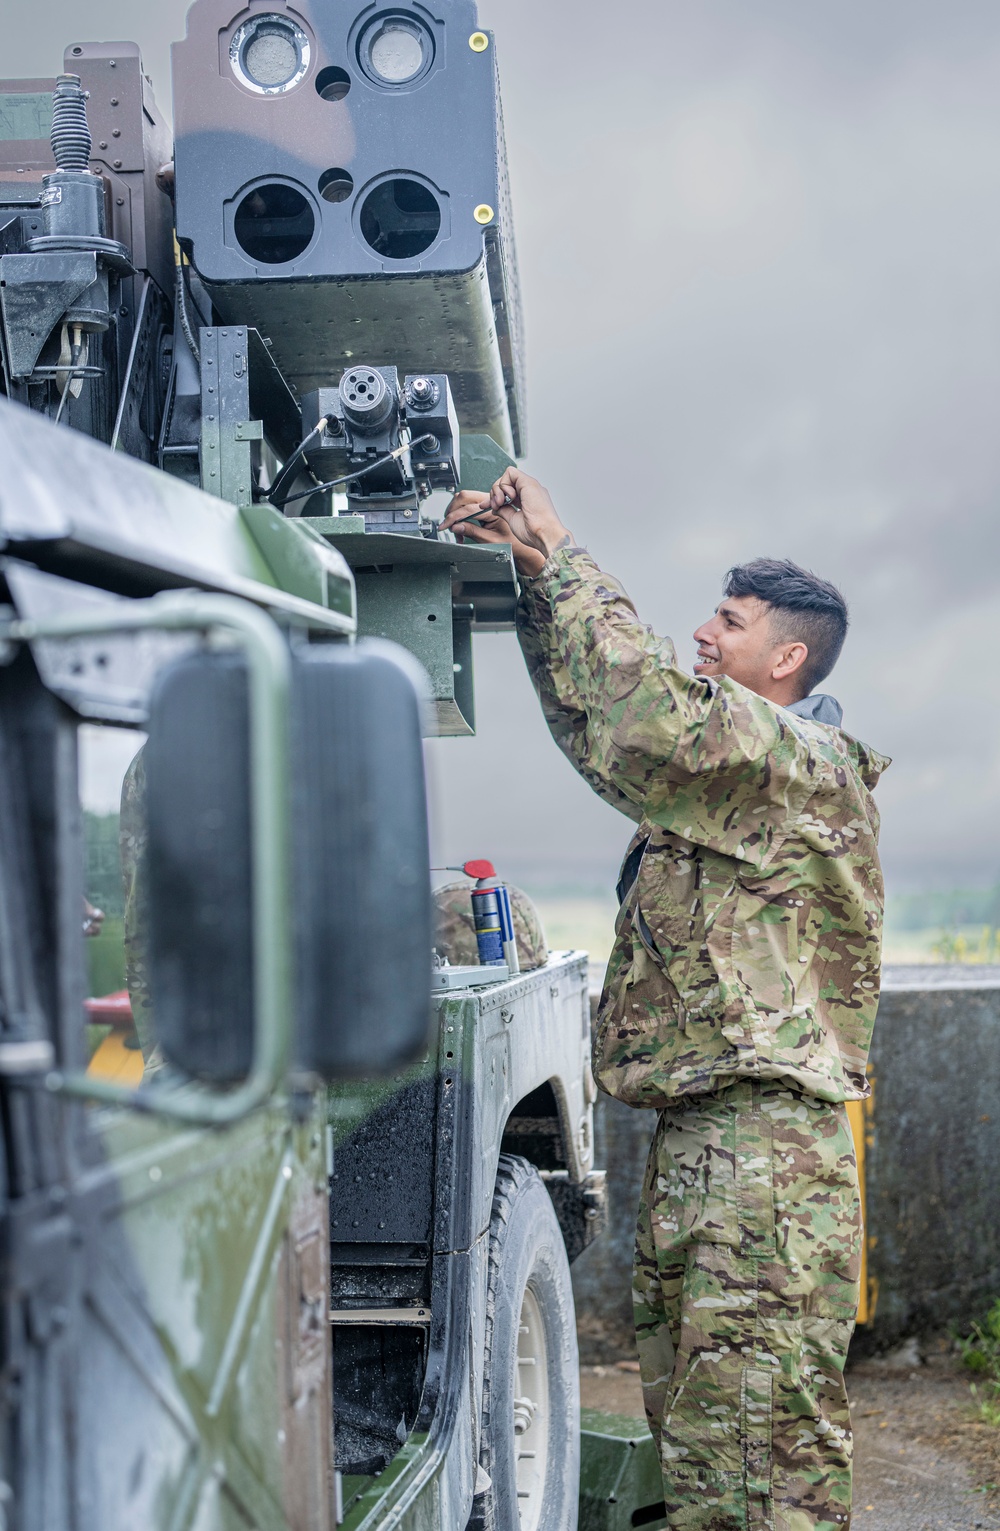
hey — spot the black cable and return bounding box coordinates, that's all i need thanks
[447,505,497,528]
[175,259,201,365]
[277,433,436,510]
[267,415,336,508]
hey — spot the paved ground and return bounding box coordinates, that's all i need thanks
[850,1347,1000,1531]
[580,1341,1000,1529]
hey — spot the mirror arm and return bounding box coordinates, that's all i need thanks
[0,592,293,1125]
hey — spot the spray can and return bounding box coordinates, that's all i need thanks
[470,881,504,966]
[455,860,521,975]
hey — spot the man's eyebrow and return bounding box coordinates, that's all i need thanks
[716,602,748,627]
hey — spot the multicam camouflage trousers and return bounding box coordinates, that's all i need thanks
[634,1079,862,1531]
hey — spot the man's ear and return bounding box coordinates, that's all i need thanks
[771,642,809,683]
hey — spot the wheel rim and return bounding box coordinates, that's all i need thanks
[513,1282,550,1531]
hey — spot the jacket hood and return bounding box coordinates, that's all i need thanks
[784,693,890,790]
[786,692,843,727]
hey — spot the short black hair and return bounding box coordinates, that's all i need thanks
[722,557,849,694]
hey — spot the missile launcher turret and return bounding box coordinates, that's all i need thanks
[172,0,525,456]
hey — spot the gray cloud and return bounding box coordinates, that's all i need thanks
[8,1,1000,892]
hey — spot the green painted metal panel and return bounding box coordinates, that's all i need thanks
[312,530,518,734]
[458,432,515,493]
[0,399,355,634]
[89,1098,333,1527]
[351,561,466,732]
[579,1411,668,1531]
[241,506,355,620]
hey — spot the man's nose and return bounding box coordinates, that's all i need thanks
[693,618,716,645]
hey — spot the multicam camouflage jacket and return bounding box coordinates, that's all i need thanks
[517,548,890,1108]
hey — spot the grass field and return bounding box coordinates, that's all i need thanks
[531,894,998,971]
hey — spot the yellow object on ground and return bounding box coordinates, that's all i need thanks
[87,1031,144,1086]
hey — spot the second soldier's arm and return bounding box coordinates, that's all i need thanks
[441,488,642,821]
[517,572,644,822]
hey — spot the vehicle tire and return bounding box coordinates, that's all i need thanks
[469,1153,580,1531]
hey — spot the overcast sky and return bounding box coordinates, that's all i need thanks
[8,2,1000,893]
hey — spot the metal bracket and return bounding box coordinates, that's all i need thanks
[200,324,256,505]
[0,249,98,378]
[329,1307,430,1326]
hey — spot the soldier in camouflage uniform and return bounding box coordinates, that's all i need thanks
[443,471,889,1531]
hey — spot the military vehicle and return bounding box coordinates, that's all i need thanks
[0,5,667,1527]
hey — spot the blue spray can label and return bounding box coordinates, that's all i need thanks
[471,886,505,966]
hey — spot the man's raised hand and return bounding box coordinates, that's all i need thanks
[483,468,572,560]
[440,489,547,577]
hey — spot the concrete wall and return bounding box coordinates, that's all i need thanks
[572,968,1000,1360]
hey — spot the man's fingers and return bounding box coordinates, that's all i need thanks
[439,498,517,547]
[451,522,492,544]
[443,490,490,516]
[489,467,554,522]
[452,511,503,533]
[489,468,520,510]
[495,465,523,496]
[441,493,493,532]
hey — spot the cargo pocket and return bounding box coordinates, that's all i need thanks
[651,1097,740,1251]
[764,1093,862,1318]
[660,1351,775,1517]
[661,1346,743,1474]
[593,941,692,1110]
[653,1085,781,1256]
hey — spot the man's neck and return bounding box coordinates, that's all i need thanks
[753,680,804,709]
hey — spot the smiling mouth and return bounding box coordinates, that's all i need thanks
[695,652,720,669]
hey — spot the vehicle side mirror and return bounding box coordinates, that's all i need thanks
[144,639,432,1083]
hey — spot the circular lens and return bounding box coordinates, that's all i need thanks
[340,367,393,427]
[234,182,315,264]
[319,167,354,203]
[359,16,433,85]
[359,177,441,260]
[370,24,423,80]
[315,65,351,101]
[230,16,310,95]
[245,29,298,85]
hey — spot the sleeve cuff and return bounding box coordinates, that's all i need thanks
[525,543,589,585]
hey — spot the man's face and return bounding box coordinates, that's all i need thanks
[693,596,790,696]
